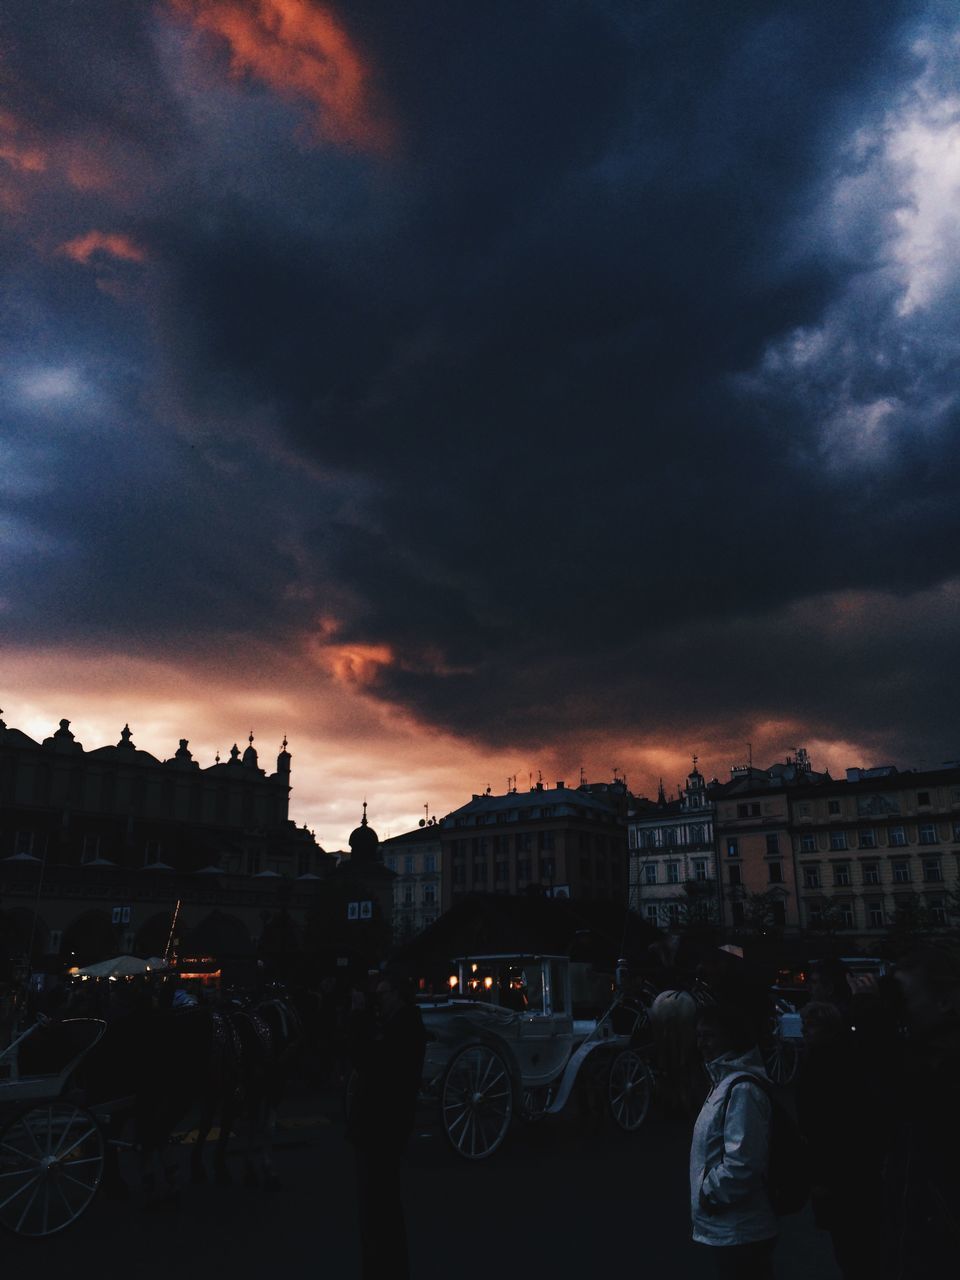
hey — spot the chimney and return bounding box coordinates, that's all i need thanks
[556,780,565,790]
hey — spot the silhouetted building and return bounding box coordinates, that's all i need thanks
[0,713,332,971]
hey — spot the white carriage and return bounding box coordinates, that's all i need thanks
[0,1018,110,1237]
[418,954,654,1159]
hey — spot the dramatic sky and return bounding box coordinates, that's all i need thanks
[2,1,959,846]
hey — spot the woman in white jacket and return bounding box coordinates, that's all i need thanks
[689,1004,777,1279]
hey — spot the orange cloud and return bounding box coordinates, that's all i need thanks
[168,0,392,152]
[57,231,147,265]
[324,642,395,687]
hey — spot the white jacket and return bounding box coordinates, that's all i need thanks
[689,1047,777,1246]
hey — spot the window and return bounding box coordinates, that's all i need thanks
[765,833,779,856]
[726,837,739,858]
[728,865,742,887]
[14,830,34,856]
[666,903,681,923]
[799,834,818,853]
[539,830,556,852]
[838,901,855,929]
[143,839,161,867]
[862,862,881,886]
[858,829,877,849]
[830,831,847,851]
[692,859,708,881]
[423,882,437,905]
[918,823,938,846]
[541,857,556,881]
[690,824,705,845]
[666,862,680,885]
[768,861,783,884]
[472,860,486,882]
[917,791,931,806]
[517,858,530,881]
[384,856,396,871]
[803,866,821,890]
[495,860,509,883]
[922,858,943,883]
[404,855,415,874]
[82,834,101,865]
[828,800,841,815]
[517,833,533,853]
[796,802,810,818]
[928,897,947,925]
[737,803,761,818]
[892,860,910,884]
[953,822,960,843]
[867,901,884,928]
[643,863,657,885]
[889,826,907,847]
[644,904,660,923]
[807,900,824,927]
[425,853,437,873]
[664,828,677,847]
[834,864,850,887]
[402,885,414,906]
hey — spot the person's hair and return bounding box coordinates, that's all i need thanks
[800,1000,844,1036]
[695,1003,756,1053]
[896,942,960,995]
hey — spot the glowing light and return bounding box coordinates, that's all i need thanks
[447,974,458,989]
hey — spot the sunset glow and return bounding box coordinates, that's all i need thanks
[167,0,393,151]
[1,3,958,849]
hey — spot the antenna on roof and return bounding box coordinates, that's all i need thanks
[579,765,586,786]
[747,742,753,768]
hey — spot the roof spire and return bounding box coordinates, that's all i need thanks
[361,799,368,827]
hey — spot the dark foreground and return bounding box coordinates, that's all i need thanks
[2,1083,839,1278]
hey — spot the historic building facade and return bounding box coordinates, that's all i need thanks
[627,762,720,927]
[0,713,332,970]
[789,764,960,937]
[439,779,628,910]
[380,821,442,943]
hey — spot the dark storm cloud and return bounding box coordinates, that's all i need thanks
[3,0,959,769]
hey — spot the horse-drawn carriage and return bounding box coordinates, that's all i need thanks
[417,953,654,1159]
[0,1018,117,1237]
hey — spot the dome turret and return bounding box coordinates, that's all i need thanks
[348,802,379,862]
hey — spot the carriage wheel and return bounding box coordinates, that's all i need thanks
[762,1034,799,1086]
[441,1044,513,1160]
[608,1049,653,1132]
[0,1103,104,1237]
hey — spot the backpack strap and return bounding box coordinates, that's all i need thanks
[717,1073,770,1129]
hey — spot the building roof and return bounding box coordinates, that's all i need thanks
[442,785,619,827]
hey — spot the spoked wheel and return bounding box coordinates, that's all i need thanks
[441,1043,513,1160]
[0,1103,104,1237]
[762,1033,800,1085]
[608,1049,654,1132]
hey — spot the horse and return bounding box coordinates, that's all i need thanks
[190,988,305,1190]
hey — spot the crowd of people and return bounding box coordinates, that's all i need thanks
[3,939,959,1279]
[688,942,960,1280]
